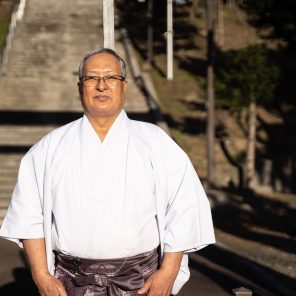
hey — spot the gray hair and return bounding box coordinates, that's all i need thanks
[78,48,127,79]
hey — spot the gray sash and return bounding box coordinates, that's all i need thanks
[54,248,159,296]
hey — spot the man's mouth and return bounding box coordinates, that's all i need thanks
[94,95,110,102]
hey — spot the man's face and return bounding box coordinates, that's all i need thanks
[79,53,127,119]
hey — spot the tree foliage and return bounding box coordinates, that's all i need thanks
[241,0,296,50]
[215,45,279,111]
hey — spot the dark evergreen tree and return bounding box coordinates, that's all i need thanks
[216,44,279,187]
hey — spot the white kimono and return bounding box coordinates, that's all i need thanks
[0,110,215,294]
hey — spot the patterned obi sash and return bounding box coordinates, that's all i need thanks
[54,248,159,296]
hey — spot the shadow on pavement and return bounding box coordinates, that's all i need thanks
[0,267,39,296]
[0,111,153,125]
[191,245,295,296]
[0,110,153,154]
[211,188,296,254]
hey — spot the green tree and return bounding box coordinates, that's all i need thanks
[216,44,279,188]
[242,0,296,51]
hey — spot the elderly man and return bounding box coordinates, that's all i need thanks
[0,48,215,296]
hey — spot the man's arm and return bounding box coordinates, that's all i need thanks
[23,238,67,296]
[137,251,183,296]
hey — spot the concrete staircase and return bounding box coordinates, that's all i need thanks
[0,0,150,224]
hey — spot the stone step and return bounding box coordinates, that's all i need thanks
[0,125,54,145]
[0,164,20,171]
[0,208,8,220]
[0,186,15,192]
[0,182,14,190]
[0,199,11,208]
[0,157,22,163]
[0,187,13,193]
[0,169,17,175]
[0,165,17,170]
[0,154,23,161]
[0,171,17,177]
[0,173,16,180]
[0,187,16,194]
[0,188,14,197]
[0,171,19,178]
[0,176,17,183]
[0,153,25,207]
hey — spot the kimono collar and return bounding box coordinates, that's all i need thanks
[79,109,131,175]
[80,109,129,147]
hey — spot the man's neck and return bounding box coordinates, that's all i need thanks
[85,112,120,142]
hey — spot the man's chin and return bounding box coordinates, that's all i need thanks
[85,108,122,119]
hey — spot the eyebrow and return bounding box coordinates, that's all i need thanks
[85,70,115,74]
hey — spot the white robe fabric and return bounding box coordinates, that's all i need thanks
[52,111,160,258]
[0,110,215,294]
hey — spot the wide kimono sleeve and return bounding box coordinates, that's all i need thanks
[160,129,215,253]
[0,136,49,247]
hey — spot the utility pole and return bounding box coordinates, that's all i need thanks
[167,0,173,80]
[206,0,216,186]
[103,0,115,49]
[147,0,154,68]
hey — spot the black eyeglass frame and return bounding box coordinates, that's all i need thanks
[79,75,126,86]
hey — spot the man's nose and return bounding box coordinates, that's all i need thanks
[96,78,107,91]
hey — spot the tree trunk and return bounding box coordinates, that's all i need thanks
[246,101,257,188]
[190,0,199,20]
[206,0,216,186]
[227,0,236,9]
[166,0,173,80]
[147,0,154,68]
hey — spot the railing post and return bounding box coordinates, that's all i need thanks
[103,0,115,50]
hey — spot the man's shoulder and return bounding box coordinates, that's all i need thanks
[130,119,189,170]
[47,117,82,139]
[130,119,183,152]
[28,117,83,155]
[130,119,163,139]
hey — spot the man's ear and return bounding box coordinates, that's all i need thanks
[123,80,128,94]
[77,82,83,98]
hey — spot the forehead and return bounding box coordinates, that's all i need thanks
[83,53,121,73]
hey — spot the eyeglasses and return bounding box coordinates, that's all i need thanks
[79,75,125,87]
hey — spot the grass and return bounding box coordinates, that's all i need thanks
[0,22,9,49]
[0,0,18,52]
